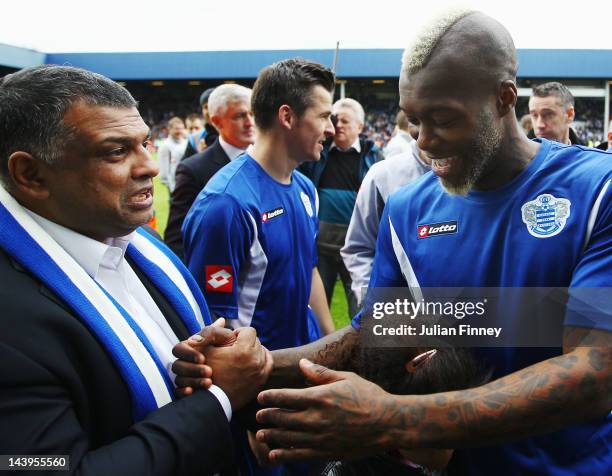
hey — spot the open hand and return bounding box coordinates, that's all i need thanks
[256,359,395,463]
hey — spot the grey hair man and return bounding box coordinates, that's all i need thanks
[207,84,255,150]
[529,81,578,144]
[0,64,271,475]
[164,84,255,259]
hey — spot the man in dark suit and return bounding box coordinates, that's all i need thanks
[165,84,255,259]
[0,65,270,475]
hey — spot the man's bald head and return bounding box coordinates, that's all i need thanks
[402,11,518,86]
[398,12,525,196]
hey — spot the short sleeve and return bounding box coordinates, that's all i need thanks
[182,193,254,319]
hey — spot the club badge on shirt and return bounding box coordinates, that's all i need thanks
[521,193,571,238]
[300,192,314,217]
[205,265,233,293]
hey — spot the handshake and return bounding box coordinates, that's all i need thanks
[171,318,273,410]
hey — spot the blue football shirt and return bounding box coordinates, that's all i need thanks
[183,154,320,351]
[354,139,612,475]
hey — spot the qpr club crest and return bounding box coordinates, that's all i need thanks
[300,192,314,217]
[521,193,571,238]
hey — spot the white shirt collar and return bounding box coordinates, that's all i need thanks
[331,137,361,153]
[24,209,133,279]
[219,136,248,161]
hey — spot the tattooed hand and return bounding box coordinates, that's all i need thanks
[256,358,398,462]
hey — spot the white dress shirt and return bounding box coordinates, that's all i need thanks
[25,210,232,420]
[219,136,248,161]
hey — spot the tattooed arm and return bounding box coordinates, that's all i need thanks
[267,325,359,388]
[256,326,611,461]
[390,327,612,448]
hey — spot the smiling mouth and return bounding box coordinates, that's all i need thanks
[430,156,461,178]
[128,187,154,208]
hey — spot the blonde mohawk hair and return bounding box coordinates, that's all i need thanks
[402,9,475,75]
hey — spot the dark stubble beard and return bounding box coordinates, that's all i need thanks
[440,106,503,196]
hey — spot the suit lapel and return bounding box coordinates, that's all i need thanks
[211,140,231,166]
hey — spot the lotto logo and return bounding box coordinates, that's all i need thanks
[262,207,284,223]
[417,221,458,239]
[205,265,233,293]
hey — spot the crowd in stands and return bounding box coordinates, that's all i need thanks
[148,99,608,151]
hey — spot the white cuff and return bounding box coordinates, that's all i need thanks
[208,384,232,421]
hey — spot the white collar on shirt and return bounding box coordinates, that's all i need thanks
[219,136,248,161]
[331,137,361,153]
[20,208,234,420]
[23,208,133,279]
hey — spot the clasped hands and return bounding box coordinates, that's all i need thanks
[171,318,273,411]
[172,323,397,463]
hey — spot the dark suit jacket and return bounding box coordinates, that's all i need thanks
[164,139,231,260]
[0,248,234,476]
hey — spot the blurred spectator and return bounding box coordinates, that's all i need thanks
[185,113,204,136]
[158,116,187,192]
[183,88,219,159]
[383,110,414,157]
[519,113,533,136]
[529,81,581,144]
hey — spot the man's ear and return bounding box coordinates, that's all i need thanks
[497,80,518,115]
[566,106,575,123]
[277,105,294,130]
[210,114,222,132]
[7,151,51,199]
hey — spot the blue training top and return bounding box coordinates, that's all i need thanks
[183,154,321,351]
[353,139,612,475]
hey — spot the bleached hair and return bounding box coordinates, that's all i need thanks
[333,98,365,124]
[402,9,475,75]
[208,84,252,117]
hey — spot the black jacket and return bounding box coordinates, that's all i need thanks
[0,249,234,476]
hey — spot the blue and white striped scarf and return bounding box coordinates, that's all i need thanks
[0,185,211,421]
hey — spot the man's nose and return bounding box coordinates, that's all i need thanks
[416,124,436,152]
[135,147,159,178]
